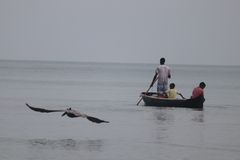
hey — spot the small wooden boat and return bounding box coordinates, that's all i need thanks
[141,92,204,108]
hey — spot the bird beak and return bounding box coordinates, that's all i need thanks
[61,112,67,117]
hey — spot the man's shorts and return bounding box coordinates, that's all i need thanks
[157,82,168,94]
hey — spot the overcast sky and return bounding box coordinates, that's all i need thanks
[0,0,239,65]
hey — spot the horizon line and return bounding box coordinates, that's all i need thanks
[0,58,239,67]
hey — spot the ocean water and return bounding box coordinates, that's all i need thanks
[0,60,240,160]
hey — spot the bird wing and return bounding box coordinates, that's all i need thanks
[26,103,110,123]
[86,116,109,123]
[26,103,65,113]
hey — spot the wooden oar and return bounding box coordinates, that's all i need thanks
[178,93,187,99]
[136,76,158,106]
[136,86,151,106]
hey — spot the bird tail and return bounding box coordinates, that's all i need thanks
[86,116,109,123]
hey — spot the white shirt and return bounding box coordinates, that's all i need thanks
[155,65,171,83]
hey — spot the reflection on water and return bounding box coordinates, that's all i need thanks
[28,139,103,151]
[192,111,204,123]
[153,111,174,124]
[151,107,204,124]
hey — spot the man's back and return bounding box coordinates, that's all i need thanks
[167,88,178,99]
[155,65,171,83]
[192,87,204,99]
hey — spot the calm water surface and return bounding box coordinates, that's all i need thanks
[0,60,240,160]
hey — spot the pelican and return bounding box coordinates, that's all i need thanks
[26,103,109,124]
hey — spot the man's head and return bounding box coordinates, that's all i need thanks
[199,82,206,89]
[160,58,165,65]
[169,83,175,89]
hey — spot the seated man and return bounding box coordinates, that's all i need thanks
[191,82,206,99]
[166,83,183,99]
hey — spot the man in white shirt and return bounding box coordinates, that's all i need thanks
[150,58,171,95]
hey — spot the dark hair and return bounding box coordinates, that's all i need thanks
[160,58,165,65]
[169,83,175,89]
[199,82,206,88]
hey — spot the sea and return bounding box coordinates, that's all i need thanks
[0,60,240,160]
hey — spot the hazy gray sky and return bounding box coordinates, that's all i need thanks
[1,0,240,65]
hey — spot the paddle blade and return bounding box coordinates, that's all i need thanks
[86,116,109,124]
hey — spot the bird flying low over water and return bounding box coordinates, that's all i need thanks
[26,103,109,124]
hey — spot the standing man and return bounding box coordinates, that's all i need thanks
[150,57,171,96]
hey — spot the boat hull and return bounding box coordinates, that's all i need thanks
[141,92,204,108]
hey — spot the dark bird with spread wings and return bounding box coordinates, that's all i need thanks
[26,103,109,124]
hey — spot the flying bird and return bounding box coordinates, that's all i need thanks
[26,103,109,124]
